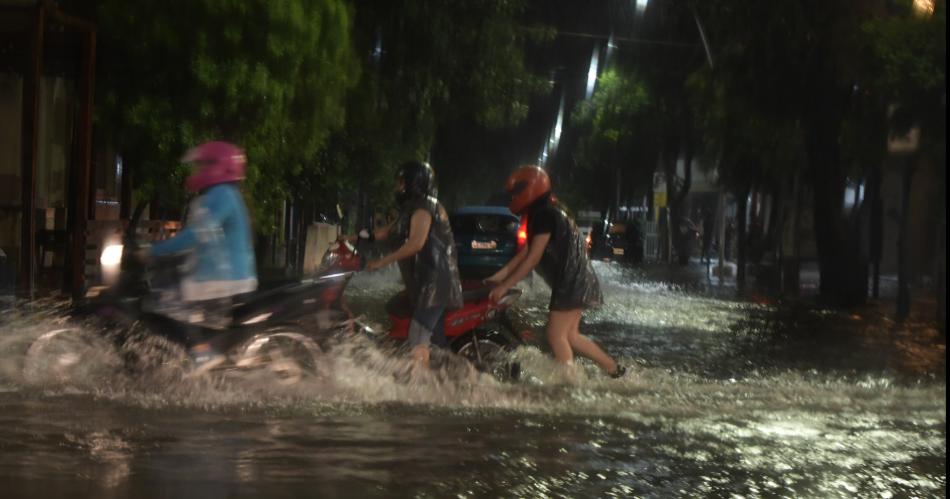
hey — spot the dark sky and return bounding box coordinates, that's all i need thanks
[431,0,698,211]
[432,0,615,209]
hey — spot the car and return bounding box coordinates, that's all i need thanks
[577,225,594,254]
[450,206,526,280]
[590,220,644,264]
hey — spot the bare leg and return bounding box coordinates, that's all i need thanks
[546,309,576,365]
[411,345,430,371]
[565,309,619,374]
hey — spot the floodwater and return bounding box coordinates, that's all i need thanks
[0,263,944,498]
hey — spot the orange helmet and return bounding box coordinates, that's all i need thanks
[506,165,551,215]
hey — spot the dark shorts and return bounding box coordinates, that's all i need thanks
[387,291,448,348]
[548,278,602,311]
[408,305,447,348]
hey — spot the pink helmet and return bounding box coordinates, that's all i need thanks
[183,141,247,193]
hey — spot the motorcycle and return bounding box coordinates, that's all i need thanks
[322,239,527,380]
[25,203,355,384]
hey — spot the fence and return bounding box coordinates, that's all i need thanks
[642,220,660,261]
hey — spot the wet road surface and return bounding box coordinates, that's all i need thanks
[0,262,944,498]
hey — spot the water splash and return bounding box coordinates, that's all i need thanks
[0,264,944,497]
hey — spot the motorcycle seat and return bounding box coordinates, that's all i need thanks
[462,286,491,303]
[230,281,316,325]
[386,286,494,321]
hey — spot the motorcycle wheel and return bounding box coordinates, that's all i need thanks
[232,328,322,385]
[23,327,123,384]
[121,321,190,378]
[453,329,520,381]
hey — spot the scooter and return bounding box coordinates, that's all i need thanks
[24,203,355,384]
[323,240,527,379]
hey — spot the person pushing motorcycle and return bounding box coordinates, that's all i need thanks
[487,165,625,379]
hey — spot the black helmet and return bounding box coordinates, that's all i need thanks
[397,160,435,204]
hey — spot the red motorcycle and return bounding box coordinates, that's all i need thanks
[321,240,526,379]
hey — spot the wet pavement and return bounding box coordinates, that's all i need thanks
[0,262,945,498]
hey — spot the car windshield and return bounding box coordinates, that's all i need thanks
[450,214,518,237]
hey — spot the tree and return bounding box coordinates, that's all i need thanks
[636,0,708,265]
[93,0,359,231]
[315,0,548,222]
[692,0,883,305]
[860,0,946,320]
[690,0,945,309]
[688,62,803,293]
[569,69,653,215]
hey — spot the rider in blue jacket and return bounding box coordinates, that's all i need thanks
[143,141,257,371]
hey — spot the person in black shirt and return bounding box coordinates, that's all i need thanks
[346,161,463,374]
[487,165,625,379]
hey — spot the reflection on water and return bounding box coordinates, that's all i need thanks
[0,262,944,498]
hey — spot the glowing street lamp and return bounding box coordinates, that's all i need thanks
[585,46,600,99]
[635,0,649,15]
[912,0,936,16]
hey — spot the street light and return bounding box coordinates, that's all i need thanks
[635,0,649,15]
[913,0,936,16]
[585,46,600,99]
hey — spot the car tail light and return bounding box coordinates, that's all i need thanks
[517,216,528,249]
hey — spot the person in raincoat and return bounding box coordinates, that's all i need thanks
[487,165,625,378]
[356,161,463,372]
[138,141,257,371]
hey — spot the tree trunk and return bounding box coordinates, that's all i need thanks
[783,171,803,297]
[806,113,866,307]
[938,139,947,335]
[936,217,945,334]
[614,167,621,222]
[896,154,918,322]
[717,190,726,284]
[663,137,678,264]
[665,137,694,266]
[868,161,883,299]
[356,171,367,232]
[735,187,749,293]
[657,206,669,262]
[119,164,132,220]
[776,182,787,294]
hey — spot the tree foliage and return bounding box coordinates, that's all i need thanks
[688,0,945,304]
[93,0,359,231]
[312,0,549,220]
[861,0,946,143]
[569,69,652,209]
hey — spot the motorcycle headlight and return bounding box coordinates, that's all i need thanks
[99,244,123,285]
[100,244,124,268]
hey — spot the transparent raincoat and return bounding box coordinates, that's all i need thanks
[393,195,464,310]
[526,199,603,311]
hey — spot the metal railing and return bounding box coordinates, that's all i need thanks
[642,220,659,261]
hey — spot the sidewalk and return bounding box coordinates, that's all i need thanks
[685,257,943,331]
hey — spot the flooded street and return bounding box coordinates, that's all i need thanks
[0,262,945,498]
